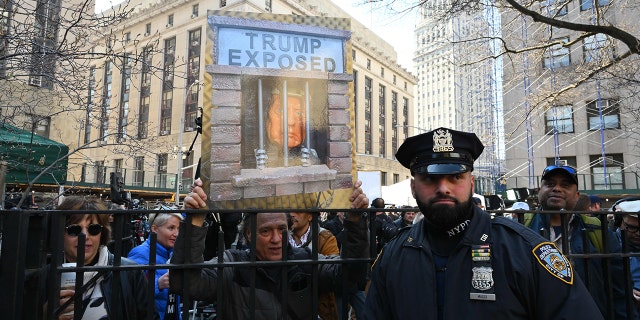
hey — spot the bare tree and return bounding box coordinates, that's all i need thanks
[366,0,640,183]
[367,0,639,108]
[0,0,182,207]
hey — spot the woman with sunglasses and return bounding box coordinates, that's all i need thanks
[56,195,157,320]
[128,212,183,320]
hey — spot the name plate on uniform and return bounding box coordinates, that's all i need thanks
[469,293,496,301]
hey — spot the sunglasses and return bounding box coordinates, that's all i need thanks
[65,224,103,237]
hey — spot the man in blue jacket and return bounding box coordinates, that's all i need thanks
[364,127,601,320]
[527,164,633,319]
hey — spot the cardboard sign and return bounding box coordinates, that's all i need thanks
[200,11,355,210]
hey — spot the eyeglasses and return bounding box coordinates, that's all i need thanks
[623,221,640,234]
[65,224,103,237]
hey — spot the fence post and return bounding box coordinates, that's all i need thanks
[0,210,30,319]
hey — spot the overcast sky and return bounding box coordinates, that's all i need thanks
[94,0,416,69]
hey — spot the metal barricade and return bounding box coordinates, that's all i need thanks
[2,207,639,319]
[0,208,373,320]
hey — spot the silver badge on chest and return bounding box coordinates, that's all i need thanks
[471,266,494,291]
[470,243,496,301]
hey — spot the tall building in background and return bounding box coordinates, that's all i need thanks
[59,0,415,200]
[0,0,81,133]
[414,0,504,195]
[501,0,640,201]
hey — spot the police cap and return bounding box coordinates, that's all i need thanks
[395,127,484,175]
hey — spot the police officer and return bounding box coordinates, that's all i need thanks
[363,127,601,320]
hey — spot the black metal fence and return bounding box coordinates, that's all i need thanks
[1,208,638,319]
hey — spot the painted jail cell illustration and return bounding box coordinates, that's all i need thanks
[246,77,327,169]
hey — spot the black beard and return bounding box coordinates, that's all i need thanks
[416,193,474,232]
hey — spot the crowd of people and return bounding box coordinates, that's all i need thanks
[20,126,640,320]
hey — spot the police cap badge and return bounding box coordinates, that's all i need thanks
[395,127,484,175]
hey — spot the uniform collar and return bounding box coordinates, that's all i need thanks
[403,206,492,250]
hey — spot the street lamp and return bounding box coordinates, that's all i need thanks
[176,80,199,206]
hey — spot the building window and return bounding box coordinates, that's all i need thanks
[158,154,168,188]
[352,49,356,61]
[353,69,358,118]
[85,67,96,144]
[583,33,614,62]
[163,37,176,90]
[29,0,60,89]
[27,115,51,137]
[366,58,371,70]
[393,74,397,85]
[117,53,131,143]
[181,151,194,190]
[138,96,150,138]
[167,14,173,27]
[161,37,176,135]
[81,163,87,182]
[545,105,574,134]
[265,0,271,12]
[379,84,386,157]
[0,6,8,78]
[145,23,151,35]
[186,28,201,131]
[545,156,576,169]
[391,91,398,154]
[99,60,113,144]
[124,32,130,43]
[365,76,373,155]
[540,0,568,16]
[220,0,226,7]
[590,154,623,190]
[95,161,105,184]
[544,37,570,69]
[381,172,387,186]
[380,67,384,78]
[161,91,173,135]
[402,97,409,137]
[581,0,609,11]
[587,99,620,130]
[133,156,144,186]
[138,46,152,139]
[114,159,123,173]
[192,4,199,17]
[393,173,399,184]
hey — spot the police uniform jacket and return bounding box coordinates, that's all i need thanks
[364,206,602,320]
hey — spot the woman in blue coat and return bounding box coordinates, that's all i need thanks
[128,212,183,320]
